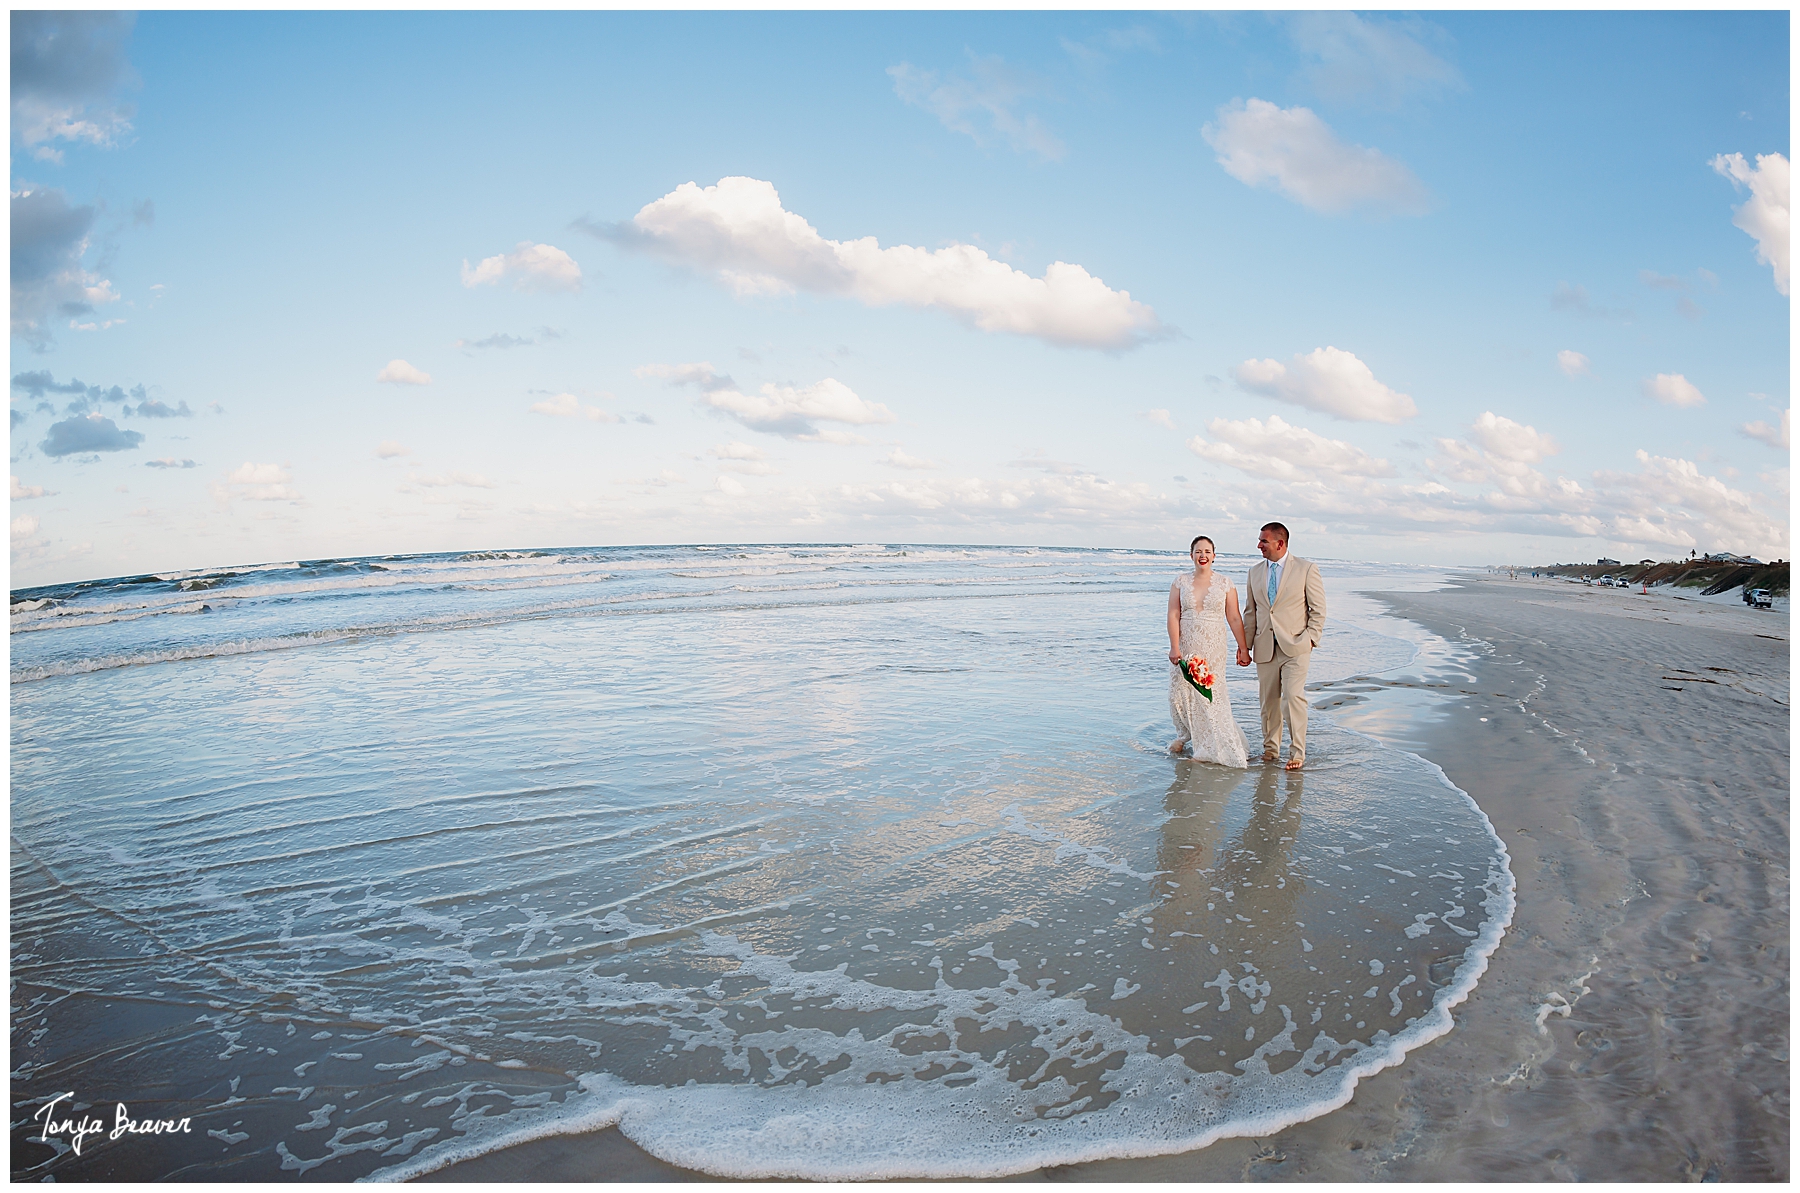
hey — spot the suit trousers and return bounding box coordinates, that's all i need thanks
[1256,643,1311,761]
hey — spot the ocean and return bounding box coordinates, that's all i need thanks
[10,544,1512,1180]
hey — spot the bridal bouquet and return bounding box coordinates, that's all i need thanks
[1176,655,1215,701]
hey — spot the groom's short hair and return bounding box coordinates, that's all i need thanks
[1260,521,1289,543]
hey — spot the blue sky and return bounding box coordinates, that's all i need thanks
[10,10,1790,587]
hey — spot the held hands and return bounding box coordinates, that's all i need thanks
[1172,645,1253,665]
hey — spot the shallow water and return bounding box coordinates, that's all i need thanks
[10,545,1511,1180]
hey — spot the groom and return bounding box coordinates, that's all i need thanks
[1236,522,1326,770]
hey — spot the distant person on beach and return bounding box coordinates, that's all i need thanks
[1242,522,1326,770]
[1166,534,1251,766]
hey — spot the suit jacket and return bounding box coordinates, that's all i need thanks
[1244,554,1326,664]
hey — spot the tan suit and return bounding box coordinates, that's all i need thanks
[1242,554,1326,762]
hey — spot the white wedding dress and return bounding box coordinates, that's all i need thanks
[1170,571,1250,768]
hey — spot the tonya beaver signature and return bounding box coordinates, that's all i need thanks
[33,1092,193,1157]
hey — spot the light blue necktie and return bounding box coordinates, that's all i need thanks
[1266,560,1280,605]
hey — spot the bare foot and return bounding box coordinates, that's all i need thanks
[1169,739,1188,754]
[1285,756,1305,770]
[1262,750,1278,763]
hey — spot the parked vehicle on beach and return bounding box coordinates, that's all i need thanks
[1744,587,1775,609]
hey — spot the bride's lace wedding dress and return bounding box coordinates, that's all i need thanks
[1170,571,1250,768]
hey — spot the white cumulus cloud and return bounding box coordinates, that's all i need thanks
[1710,151,1789,296]
[375,440,410,459]
[217,462,299,503]
[11,476,49,500]
[12,514,41,542]
[1234,346,1417,423]
[1186,414,1396,482]
[460,242,583,292]
[1641,373,1706,408]
[1740,409,1790,451]
[1469,411,1559,464]
[1144,408,1176,430]
[880,447,937,470]
[709,441,766,461]
[1428,420,1582,512]
[1415,426,1785,558]
[639,361,894,440]
[1202,98,1429,216]
[593,177,1162,350]
[1556,349,1590,377]
[376,359,431,386]
[709,441,778,475]
[703,379,890,429]
[529,392,620,423]
[1597,450,1788,559]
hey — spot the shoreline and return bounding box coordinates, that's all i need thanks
[1046,573,1788,1181]
[418,573,1787,1182]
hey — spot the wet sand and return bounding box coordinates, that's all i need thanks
[421,575,1787,1182]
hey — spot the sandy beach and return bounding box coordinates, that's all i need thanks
[423,574,1788,1182]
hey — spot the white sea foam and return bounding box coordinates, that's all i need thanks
[10,560,618,634]
[373,839,1511,1184]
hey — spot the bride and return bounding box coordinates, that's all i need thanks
[1166,535,1251,767]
